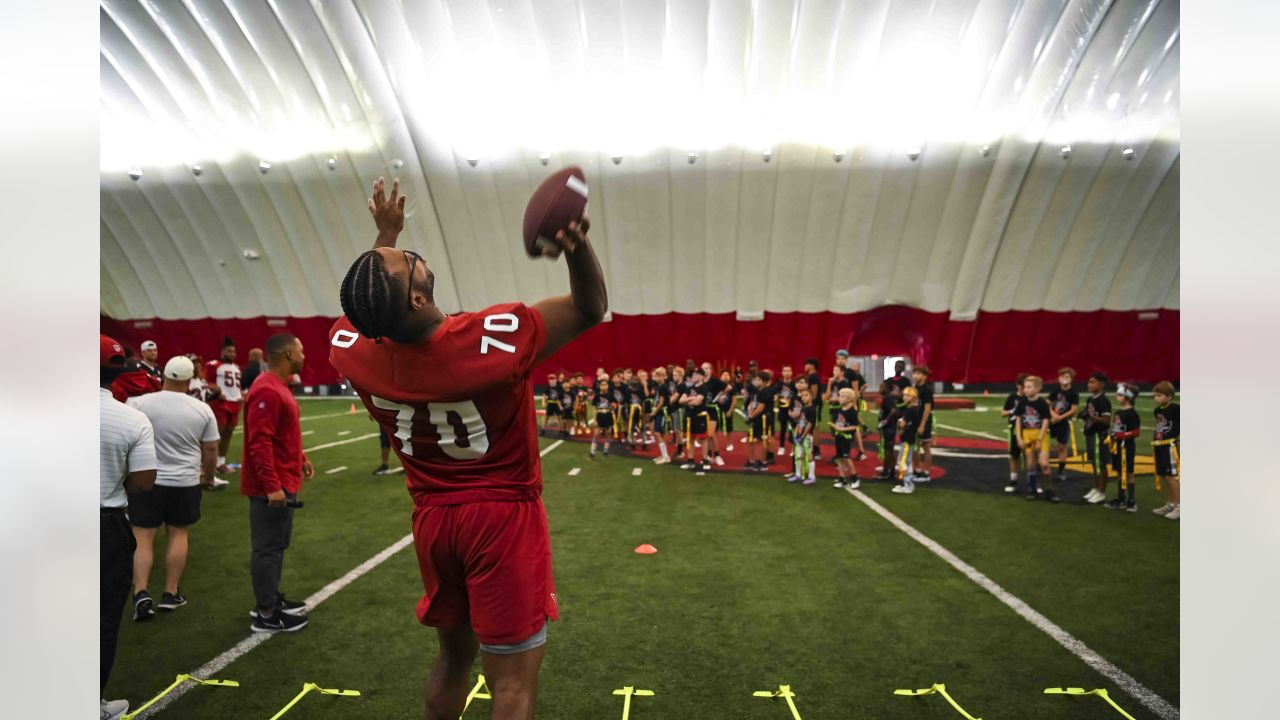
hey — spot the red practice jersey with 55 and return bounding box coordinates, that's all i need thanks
[329,303,547,506]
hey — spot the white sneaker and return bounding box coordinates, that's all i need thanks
[846,479,861,490]
[1004,483,1017,493]
[694,441,702,448]
[653,457,669,465]
[1153,503,1174,516]
[726,444,735,452]
[891,481,915,494]
[714,456,725,466]
[210,478,230,489]
[1083,489,1101,503]
[1165,506,1180,520]
[1088,490,1107,504]
[102,699,129,720]
[913,471,931,483]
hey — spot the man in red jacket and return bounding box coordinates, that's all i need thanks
[240,332,313,633]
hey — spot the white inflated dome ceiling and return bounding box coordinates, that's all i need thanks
[100,0,1179,322]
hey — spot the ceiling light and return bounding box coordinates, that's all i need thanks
[392,158,404,169]
[258,160,271,173]
[833,150,845,163]
[611,154,623,165]
[466,157,479,167]
[687,152,697,164]
[191,164,202,176]
[128,167,142,180]
[979,145,990,157]
[539,153,550,166]
[762,149,772,163]
[906,148,921,161]
[327,156,337,170]
[1059,145,1072,159]
[1122,147,1135,160]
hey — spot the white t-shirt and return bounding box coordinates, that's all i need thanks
[101,388,156,507]
[128,390,220,487]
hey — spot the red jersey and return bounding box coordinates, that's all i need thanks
[329,303,546,507]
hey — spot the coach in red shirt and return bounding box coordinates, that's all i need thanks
[241,332,313,633]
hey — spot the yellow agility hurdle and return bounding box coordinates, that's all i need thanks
[267,682,360,720]
[459,674,492,718]
[122,674,238,720]
[752,684,804,720]
[1044,687,1137,720]
[611,685,655,719]
[894,683,983,720]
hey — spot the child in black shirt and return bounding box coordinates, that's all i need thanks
[1081,373,1112,504]
[877,380,900,481]
[893,387,923,494]
[1105,383,1142,512]
[1047,367,1081,483]
[831,388,861,490]
[1014,375,1059,503]
[589,379,617,459]
[1002,373,1028,493]
[1151,381,1180,520]
[911,365,935,483]
[784,388,819,485]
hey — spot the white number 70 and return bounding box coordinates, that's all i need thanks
[480,313,519,354]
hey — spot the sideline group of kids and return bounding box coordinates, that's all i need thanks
[1000,368,1181,519]
[540,355,947,494]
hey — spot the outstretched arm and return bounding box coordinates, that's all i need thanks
[533,217,608,364]
[369,177,406,249]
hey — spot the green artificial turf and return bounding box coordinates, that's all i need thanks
[108,398,1178,720]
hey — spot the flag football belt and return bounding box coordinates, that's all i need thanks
[1152,437,1180,489]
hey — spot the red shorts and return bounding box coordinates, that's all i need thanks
[411,499,558,646]
[211,401,241,429]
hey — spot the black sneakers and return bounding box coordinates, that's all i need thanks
[132,591,155,621]
[250,595,307,619]
[250,611,308,633]
[157,591,187,610]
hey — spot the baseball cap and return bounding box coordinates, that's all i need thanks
[141,340,158,351]
[164,355,196,381]
[836,349,849,358]
[100,335,126,367]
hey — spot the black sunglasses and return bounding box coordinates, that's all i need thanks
[403,250,422,311]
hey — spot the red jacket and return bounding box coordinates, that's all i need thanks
[111,370,160,403]
[240,371,307,496]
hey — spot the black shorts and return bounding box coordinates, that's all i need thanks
[1085,433,1111,472]
[1007,426,1020,459]
[379,427,391,448]
[879,425,896,450]
[654,410,670,434]
[545,402,561,419]
[127,484,202,528]
[919,416,933,442]
[748,415,766,440]
[687,411,708,436]
[1049,421,1071,445]
[596,411,614,429]
[1110,439,1137,476]
[561,403,575,419]
[834,435,853,459]
[1155,442,1179,476]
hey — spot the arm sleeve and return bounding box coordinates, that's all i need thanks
[128,418,158,473]
[245,394,283,494]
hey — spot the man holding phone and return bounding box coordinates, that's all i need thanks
[240,332,313,633]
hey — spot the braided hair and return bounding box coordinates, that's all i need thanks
[340,250,403,342]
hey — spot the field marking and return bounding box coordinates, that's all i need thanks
[301,430,314,436]
[844,487,1179,720]
[304,433,379,452]
[930,448,1008,459]
[337,430,351,436]
[324,466,348,475]
[632,468,642,476]
[233,410,361,435]
[934,422,1005,441]
[139,439,566,718]
[568,467,581,476]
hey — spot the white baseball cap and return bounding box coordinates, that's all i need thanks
[164,355,195,381]
[141,340,158,351]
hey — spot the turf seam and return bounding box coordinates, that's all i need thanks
[844,487,1179,720]
[136,438,566,718]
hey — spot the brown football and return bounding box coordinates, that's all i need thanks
[522,166,588,258]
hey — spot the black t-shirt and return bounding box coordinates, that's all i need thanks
[610,387,627,409]
[890,374,911,391]
[1153,403,1179,441]
[806,372,823,407]
[1003,392,1020,426]
[1083,393,1112,436]
[240,362,262,393]
[703,377,725,406]
[842,368,865,392]
[627,383,644,406]
[686,382,708,413]
[1111,407,1141,438]
[826,376,851,403]
[758,384,779,416]
[1047,386,1080,425]
[879,394,899,428]
[899,405,923,443]
[793,404,818,434]
[1015,397,1051,430]
[915,382,934,408]
[774,382,796,410]
[592,388,615,413]
[546,386,561,406]
[832,406,859,435]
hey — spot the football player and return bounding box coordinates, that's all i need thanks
[1151,381,1180,520]
[1014,375,1058,503]
[329,177,607,720]
[1047,367,1080,484]
[205,338,242,474]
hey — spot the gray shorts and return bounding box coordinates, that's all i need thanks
[480,619,547,655]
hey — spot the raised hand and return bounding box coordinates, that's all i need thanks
[540,214,591,258]
[369,176,406,248]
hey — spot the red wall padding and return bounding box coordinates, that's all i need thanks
[101,306,1178,385]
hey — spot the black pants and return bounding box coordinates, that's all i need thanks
[249,495,295,612]
[101,509,135,693]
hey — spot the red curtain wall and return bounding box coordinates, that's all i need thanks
[101,306,1179,386]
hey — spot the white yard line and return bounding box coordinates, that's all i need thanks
[568,467,581,476]
[337,430,351,436]
[138,439,566,718]
[843,487,1179,720]
[929,448,1008,459]
[933,422,1005,442]
[233,410,359,435]
[324,466,348,475]
[304,433,380,452]
[632,468,642,476]
[301,430,314,436]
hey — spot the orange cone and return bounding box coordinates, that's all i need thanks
[634,544,658,555]
[349,403,359,414]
